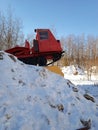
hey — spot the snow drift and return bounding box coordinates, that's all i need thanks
[0,51,98,130]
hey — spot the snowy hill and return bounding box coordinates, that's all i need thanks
[0,51,98,130]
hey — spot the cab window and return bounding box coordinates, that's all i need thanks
[39,31,48,40]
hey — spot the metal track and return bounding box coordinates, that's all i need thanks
[46,51,65,66]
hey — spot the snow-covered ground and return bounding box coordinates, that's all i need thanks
[0,51,98,130]
[62,65,98,104]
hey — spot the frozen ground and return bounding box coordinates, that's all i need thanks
[0,51,98,130]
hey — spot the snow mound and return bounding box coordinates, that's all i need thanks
[0,51,98,130]
[90,66,98,74]
[62,65,84,75]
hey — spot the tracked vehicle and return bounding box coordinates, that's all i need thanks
[5,29,64,66]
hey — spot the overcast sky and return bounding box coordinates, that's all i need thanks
[0,0,98,38]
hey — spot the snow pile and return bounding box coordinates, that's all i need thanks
[90,66,98,74]
[62,65,98,85]
[0,51,98,130]
[62,65,87,82]
[62,65,98,103]
[62,65,84,75]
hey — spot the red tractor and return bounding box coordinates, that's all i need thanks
[5,29,64,66]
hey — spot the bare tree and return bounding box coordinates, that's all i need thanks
[0,11,24,50]
[59,32,98,79]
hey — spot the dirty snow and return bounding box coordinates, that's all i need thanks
[62,65,98,104]
[0,51,98,130]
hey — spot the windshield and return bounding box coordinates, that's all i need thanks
[39,31,48,40]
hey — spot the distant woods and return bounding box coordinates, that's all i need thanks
[0,10,24,50]
[60,34,98,74]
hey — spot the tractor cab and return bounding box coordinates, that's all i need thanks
[33,29,62,53]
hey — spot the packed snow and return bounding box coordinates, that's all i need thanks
[0,51,98,130]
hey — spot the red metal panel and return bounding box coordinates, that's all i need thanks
[36,29,62,53]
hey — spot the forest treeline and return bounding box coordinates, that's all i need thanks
[59,34,98,75]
